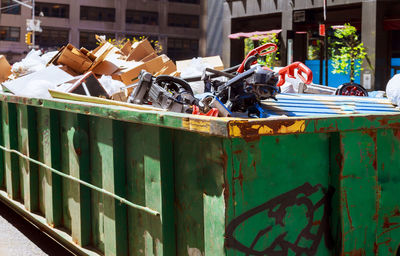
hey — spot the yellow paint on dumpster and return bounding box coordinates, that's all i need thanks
[257,125,274,134]
[228,120,306,137]
[277,120,306,134]
[230,126,242,137]
[182,118,211,133]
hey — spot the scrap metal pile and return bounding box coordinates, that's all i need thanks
[0,37,375,118]
[129,43,313,118]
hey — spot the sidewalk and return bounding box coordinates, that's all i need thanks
[0,209,47,256]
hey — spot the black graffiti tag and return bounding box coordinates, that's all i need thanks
[225,183,334,256]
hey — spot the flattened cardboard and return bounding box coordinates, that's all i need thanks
[127,39,155,62]
[0,55,12,83]
[92,60,119,76]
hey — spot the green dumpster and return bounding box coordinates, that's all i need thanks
[0,92,400,256]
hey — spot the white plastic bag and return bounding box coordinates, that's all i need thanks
[11,50,58,77]
[98,75,126,95]
[386,74,400,105]
[180,57,208,78]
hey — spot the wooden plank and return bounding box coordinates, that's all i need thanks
[48,90,165,112]
[37,108,62,226]
[17,104,38,212]
[2,102,20,200]
[60,112,91,246]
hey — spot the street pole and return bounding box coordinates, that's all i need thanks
[324,0,328,86]
[32,0,35,48]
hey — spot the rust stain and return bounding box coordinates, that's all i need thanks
[383,217,398,229]
[395,130,400,141]
[373,184,381,221]
[392,207,400,216]
[336,153,343,170]
[233,163,244,193]
[275,137,279,144]
[222,183,229,204]
[221,150,228,171]
[252,160,257,173]
[342,248,365,256]
[378,118,389,126]
[312,220,321,226]
[374,238,392,254]
[343,189,354,230]
[366,116,377,122]
[233,150,242,154]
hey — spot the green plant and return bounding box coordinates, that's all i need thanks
[330,24,367,82]
[307,40,321,60]
[103,36,163,53]
[244,33,280,68]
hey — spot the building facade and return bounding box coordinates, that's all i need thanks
[223,0,400,90]
[0,0,223,63]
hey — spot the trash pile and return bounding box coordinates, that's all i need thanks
[0,37,395,118]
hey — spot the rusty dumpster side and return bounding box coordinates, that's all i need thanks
[0,94,400,255]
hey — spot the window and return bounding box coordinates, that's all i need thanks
[35,3,69,18]
[167,38,198,60]
[80,31,115,50]
[0,26,20,42]
[126,10,158,25]
[1,0,21,14]
[168,0,199,4]
[80,6,115,22]
[168,14,199,28]
[36,28,69,49]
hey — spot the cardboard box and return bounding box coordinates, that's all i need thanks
[118,55,165,85]
[145,55,164,73]
[127,39,155,62]
[140,52,158,62]
[157,60,177,76]
[0,55,11,83]
[57,44,93,74]
[119,62,146,85]
[176,56,224,73]
[111,91,128,102]
[89,42,115,72]
[120,41,132,56]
